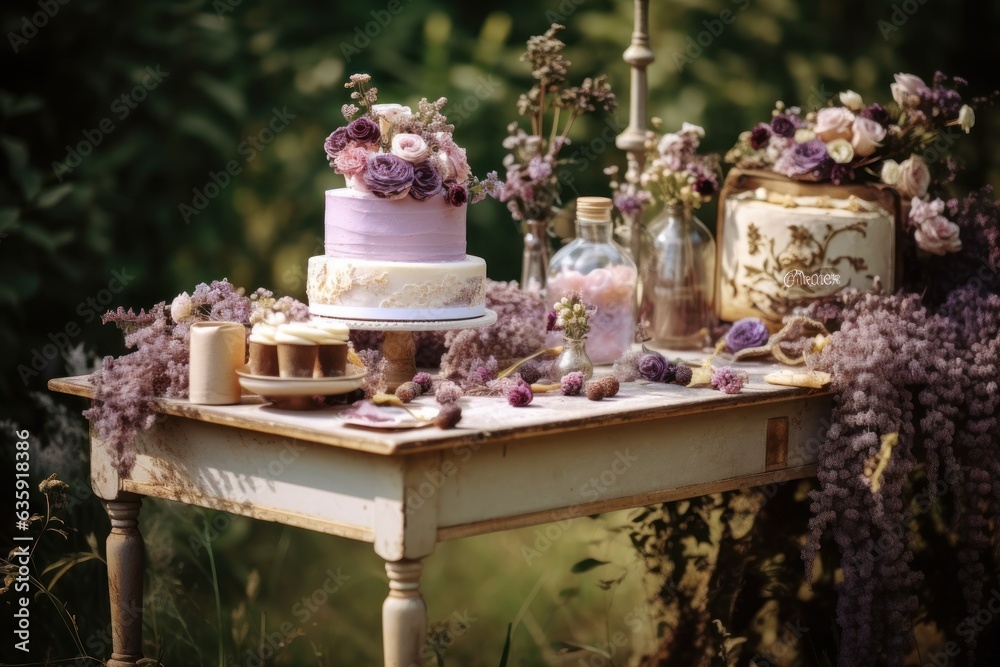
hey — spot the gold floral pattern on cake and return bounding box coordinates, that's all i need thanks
[379,275,485,309]
[307,262,390,304]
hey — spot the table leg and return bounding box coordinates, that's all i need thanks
[382,558,426,667]
[106,494,144,667]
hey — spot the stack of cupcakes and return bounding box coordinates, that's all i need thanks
[248,320,350,378]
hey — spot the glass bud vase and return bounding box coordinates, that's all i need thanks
[520,219,550,293]
[554,336,593,381]
[547,197,637,365]
[640,204,716,349]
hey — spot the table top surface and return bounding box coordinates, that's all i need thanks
[49,355,826,457]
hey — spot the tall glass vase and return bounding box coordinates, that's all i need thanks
[520,219,550,293]
[640,204,716,349]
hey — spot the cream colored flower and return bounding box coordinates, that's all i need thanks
[959,105,975,134]
[880,159,900,185]
[826,138,855,164]
[839,90,864,111]
[794,128,816,143]
[170,292,193,322]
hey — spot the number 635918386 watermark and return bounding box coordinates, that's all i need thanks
[11,427,33,653]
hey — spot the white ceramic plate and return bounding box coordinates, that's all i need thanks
[236,367,365,409]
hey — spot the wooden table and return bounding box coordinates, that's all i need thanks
[49,364,830,667]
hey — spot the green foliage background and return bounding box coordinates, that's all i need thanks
[1,0,998,664]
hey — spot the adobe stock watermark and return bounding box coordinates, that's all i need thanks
[671,0,751,72]
[7,0,70,54]
[339,0,415,64]
[51,66,169,182]
[447,75,502,130]
[17,267,136,385]
[878,0,932,41]
[545,0,586,24]
[178,106,296,225]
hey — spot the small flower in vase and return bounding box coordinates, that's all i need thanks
[551,293,595,380]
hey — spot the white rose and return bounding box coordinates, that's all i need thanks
[170,292,193,323]
[839,90,864,111]
[959,104,975,134]
[826,138,855,164]
[794,128,816,143]
[890,73,926,107]
[851,117,887,157]
[390,133,430,163]
[372,103,412,126]
[814,107,855,142]
[880,159,901,185]
[896,155,931,199]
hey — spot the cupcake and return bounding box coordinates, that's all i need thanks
[275,323,320,378]
[308,319,350,377]
[248,323,279,376]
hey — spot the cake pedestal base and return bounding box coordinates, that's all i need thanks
[316,311,498,391]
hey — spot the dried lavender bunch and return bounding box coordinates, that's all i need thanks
[439,280,546,380]
[357,348,387,399]
[84,279,253,475]
[805,283,1000,666]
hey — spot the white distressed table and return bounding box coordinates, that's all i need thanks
[49,364,830,667]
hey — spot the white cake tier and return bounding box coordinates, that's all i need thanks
[307,255,487,321]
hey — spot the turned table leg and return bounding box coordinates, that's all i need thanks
[106,494,144,667]
[382,559,427,667]
[381,331,417,391]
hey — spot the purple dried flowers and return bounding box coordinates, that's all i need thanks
[507,378,533,407]
[412,372,433,393]
[612,348,644,382]
[725,318,770,353]
[560,371,584,396]
[435,380,464,405]
[710,367,749,394]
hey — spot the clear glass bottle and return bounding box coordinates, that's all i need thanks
[547,197,637,365]
[640,204,716,349]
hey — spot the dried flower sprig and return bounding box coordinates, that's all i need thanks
[550,293,592,341]
[501,23,617,223]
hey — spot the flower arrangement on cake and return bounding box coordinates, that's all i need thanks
[607,120,722,216]
[499,24,617,224]
[725,72,995,256]
[324,73,502,205]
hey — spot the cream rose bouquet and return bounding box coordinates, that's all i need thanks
[324,74,502,205]
[726,72,995,256]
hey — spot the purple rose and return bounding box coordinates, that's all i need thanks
[347,116,381,145]
[363,153,414,199]
[638,352,673,383]
[770,114,796,138]
[775,139,833,179]
[749,123,771,149]
[444,182,468,207]
[725,317,770,353]
[409,161,444,201]
[324,127,349,160]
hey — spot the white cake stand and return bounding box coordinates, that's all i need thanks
[319,310,497,390]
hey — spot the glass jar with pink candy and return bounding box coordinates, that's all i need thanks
[546,197,637,365]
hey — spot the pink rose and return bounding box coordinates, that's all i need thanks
[896,155,931,199]
[435,133,471,183]
[390,133,430,163]
[814,107,855,142]
[850,117,886,158]
[914,215,961,256]
[890,73,926,107]
[333,143,369,177]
